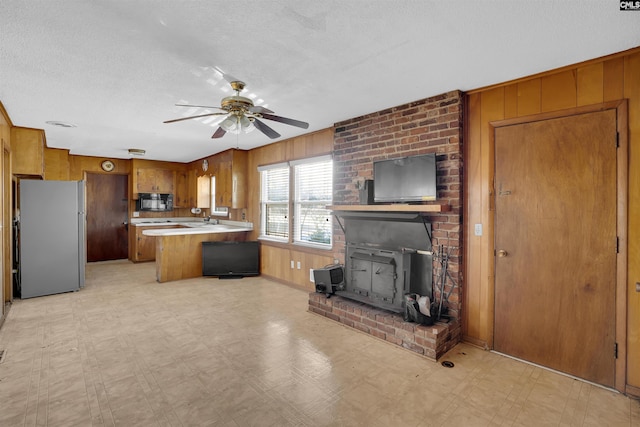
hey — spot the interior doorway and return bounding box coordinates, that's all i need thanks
[86,173,128,262]
[493,108,619,387]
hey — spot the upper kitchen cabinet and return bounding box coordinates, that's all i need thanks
[213,149,247,209]
[187,169,197,207]
[11,127,44,177]
[134,168,175,194]
[174,170,189,208]
[196,175,211,209]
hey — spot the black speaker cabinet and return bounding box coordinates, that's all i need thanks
[359,179,375,205]
[314,266,344,294]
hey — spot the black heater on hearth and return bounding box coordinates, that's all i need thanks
[313,265,344,295]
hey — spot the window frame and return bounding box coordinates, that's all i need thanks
[291,156,333,249]
[258,162,290,243]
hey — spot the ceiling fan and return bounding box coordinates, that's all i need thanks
[164,80,309,139]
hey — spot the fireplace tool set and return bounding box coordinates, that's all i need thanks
[433,244,458,321]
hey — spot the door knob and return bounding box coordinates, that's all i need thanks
[497,249,508,258]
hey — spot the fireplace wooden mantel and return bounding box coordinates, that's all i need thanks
[327,202,450,213]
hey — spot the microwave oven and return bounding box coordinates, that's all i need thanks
[136,193,173,212]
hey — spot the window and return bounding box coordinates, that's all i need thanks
[258,156,333,248]
[293,158,333,247]
[259,164,289,241]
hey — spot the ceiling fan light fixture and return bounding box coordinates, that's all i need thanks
[165,79,308,140]
[220,115,239,132]
[240,115,252,130]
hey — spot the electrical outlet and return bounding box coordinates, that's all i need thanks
[297,261,301,270]
[309,269,315,282]
[474,223,483,236]
[133,211,140,218]
[290,260,295,269]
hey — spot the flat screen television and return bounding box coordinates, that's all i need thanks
[373,153,437,203]
[202,241,260,279]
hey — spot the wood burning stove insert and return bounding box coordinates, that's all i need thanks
[334,212,433,313]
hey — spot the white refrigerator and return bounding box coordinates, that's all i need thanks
[19,180,86,298]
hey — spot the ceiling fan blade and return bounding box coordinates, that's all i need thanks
[175,103,225,110]
[260,113,309,129]
[253,118,281,139]
[212,127,227,138]
[248,105,274,114]
[163,112,226,123]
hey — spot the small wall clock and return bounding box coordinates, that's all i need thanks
[101,160,115,172]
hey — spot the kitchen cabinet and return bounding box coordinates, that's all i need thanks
[11,127,44,177]
[130,225,182,262]
[135,168,175,194]
[196,175,211,209]
[212,149,247,209]
[174,170,189,207]
[155,231,247,282]
[187,169,197,207]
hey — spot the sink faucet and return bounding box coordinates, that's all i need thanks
[203,216,219,224]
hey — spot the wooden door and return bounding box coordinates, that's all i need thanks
[86,173,128,262]
[494,110,617,387]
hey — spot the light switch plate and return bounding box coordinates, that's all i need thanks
[474,223,483,236]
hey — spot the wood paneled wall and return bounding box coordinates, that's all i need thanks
[0,103,11,322]
[464,47,640,395]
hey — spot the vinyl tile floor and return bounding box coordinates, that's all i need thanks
[0,260,638,426]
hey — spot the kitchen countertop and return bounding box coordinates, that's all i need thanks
[138,219,253,236]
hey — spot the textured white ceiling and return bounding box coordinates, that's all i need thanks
[1,1,639,162]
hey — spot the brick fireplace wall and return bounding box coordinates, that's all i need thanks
[332,90,464,319]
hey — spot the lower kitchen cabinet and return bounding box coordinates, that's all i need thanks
[130,225,183,262]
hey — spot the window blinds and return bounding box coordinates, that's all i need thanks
[293,159,332,246]
[260,166,289,239]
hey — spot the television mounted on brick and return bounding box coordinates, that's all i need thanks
[373,153,436,203]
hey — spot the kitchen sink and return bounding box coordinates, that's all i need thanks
[184,222,230,229]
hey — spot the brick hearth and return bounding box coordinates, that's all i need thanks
[308,292,460,361]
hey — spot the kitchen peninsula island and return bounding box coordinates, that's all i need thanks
[141,220,253,282]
